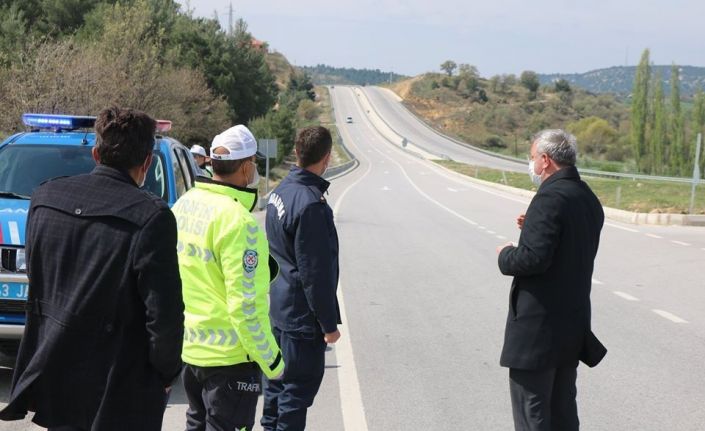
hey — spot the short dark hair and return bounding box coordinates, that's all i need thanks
[94,106,156,171]
[212,158,246,176]
[295,126,332,167]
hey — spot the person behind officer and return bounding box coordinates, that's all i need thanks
[262,126,341,431]
[190,144,213,177]
[173,125,284,431]
[0,107,184,430]
[496,129,605,431]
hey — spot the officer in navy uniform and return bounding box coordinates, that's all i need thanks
[261,126,341,431]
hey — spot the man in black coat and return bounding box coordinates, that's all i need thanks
[262,126,341,431]
[497,129,605,431]
[0,107,184,431]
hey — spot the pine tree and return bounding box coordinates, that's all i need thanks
[631,49,650,172]
[670,64,686,175]
[650,72,667,175]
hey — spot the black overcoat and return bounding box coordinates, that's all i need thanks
[0,166,184,430]
[498,166,604,370]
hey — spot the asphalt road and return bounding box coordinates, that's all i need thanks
[2,85,705,430]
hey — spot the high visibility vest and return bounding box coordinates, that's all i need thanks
[172,179,283,378]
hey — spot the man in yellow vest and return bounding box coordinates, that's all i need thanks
[173,125,284,431]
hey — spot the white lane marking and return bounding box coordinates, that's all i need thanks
[653,309,688,323]
[613,291,639,301]
[496,235,507,240]
[478,226,486,230]
[604,222,639,233]
[447,187,458,192]
[671,240,691,246]
[646,233,663,239]
[330,88,372,431]
[335,282,369,430]
[487,230,496,235]
[8,221,20,245]
[384,171,389,174]
[381,186,391,191]
[592,278,604,285]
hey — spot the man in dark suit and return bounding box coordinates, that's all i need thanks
[0,107,184,431]
[496,129,605,431]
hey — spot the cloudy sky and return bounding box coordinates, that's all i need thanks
[186,0,704,77]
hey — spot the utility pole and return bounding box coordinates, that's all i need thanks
[228,2,233,36]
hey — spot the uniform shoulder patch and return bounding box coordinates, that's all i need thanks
[243,249,259,273]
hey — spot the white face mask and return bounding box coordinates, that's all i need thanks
[247,161,260,188]
[528,160,543,186]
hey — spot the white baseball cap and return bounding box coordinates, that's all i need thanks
[189,144,207,158]
[210,125,263,161]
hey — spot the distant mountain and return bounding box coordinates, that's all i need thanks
[299,64,407,86]
[539,66,705,97]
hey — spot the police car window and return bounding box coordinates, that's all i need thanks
[142,151,168,202]
[0,145,95,196]
[171,149,187,197]
[175,148,194,189]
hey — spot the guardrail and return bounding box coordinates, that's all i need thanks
[362,86,705,185]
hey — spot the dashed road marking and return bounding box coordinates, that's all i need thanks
[605,222,639,233]
[381,186,391,191]
[653,309,688,323]
[447,187,458,192]
[613,291,639,301]
[487,230,496,234]
[592,278,604,285]
[671,240,691,246]
[478,226,486,230]
[496,235,507,240]
[646,233,663,239]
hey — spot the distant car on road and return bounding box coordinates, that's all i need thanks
[0,113,200,354]
[346,116,353,123]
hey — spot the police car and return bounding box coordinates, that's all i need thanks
[0,113,200,354]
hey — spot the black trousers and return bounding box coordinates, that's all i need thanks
[261,327,327,431]
[509,365,579,431]
[183,363,262,431]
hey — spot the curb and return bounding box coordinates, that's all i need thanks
[432,162,705,227]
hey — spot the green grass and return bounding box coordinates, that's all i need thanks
[436,160,705,214]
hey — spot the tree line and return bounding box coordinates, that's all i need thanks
[0,0,313,152]
[631,49,705,176]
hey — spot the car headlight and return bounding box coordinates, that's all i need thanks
[16,249,26,272]
[0,248,25,273]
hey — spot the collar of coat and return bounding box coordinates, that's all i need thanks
[91,164,139,187]
[194,177,258,212]
[539,165,580,190]
[288,165,330,193]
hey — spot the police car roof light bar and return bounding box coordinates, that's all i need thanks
[156,120,172,133]
[22,113,96,131]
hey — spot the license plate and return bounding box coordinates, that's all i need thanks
[0,282,29,300]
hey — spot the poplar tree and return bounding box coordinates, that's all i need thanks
[631,49,650,172]
[670,64,686,175]
[650,72,667,174]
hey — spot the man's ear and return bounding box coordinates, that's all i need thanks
[143,153,154,171]
[91,147,100,164]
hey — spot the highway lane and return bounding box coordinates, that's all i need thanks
[325,85,705,430]
[1,85,705,430]
[360,85,528,172]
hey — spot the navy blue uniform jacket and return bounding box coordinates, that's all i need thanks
[266,166,340,335]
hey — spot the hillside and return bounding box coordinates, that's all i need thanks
[265,51,297,91]
[388,72,631,168]
[539,65,705,97]
[299,64,407,86]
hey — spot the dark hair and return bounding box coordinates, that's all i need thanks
[94,106,156,171]
[212,158,246,176]
[295,126,332,167]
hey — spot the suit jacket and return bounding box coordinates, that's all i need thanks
[498,166,604,370]
[0,166,184,430]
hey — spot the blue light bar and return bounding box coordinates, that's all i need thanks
[22,113,96,130]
